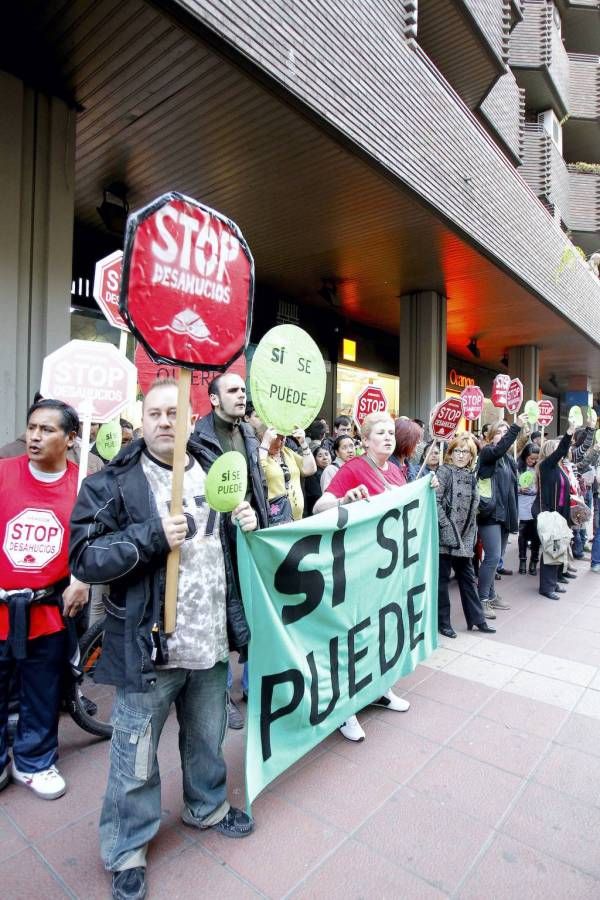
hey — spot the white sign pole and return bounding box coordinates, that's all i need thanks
[77,400,94,493]
[118,330,128,356]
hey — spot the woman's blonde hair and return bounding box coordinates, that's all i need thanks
[444,433,478,469]
[361,411,394,440]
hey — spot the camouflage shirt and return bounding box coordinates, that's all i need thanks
[141,451,228,670]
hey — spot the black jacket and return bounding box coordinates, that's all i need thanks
[192,413,269,530]
[532,432,573,521]
[68,438,250,693]
[477,423,520,531]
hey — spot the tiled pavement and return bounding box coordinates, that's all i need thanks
[3,543,600,898]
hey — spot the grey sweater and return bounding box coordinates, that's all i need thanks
[435,464,479,557]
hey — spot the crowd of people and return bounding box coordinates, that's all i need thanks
[0,381,598,900]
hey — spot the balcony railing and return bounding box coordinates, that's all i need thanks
[462,0,508,63]
[522,124,570,222]
[479,71,524,162]
[509,0,570,115]
[568,167,600,235]
[568,53,600,120]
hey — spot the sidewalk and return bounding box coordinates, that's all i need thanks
[2,542,600,898]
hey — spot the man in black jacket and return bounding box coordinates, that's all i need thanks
[69,379,257,900]
[192,373,268,728]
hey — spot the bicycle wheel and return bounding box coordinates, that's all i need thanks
[66,619,114,739]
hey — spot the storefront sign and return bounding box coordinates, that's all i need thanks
[460,385,484,421]
[134,343,246,417]
[249,324,326,434]
[430,397,463,440]
[448,369,475,388]
[120,192,254,369]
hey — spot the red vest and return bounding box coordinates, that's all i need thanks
[0,456,78,640]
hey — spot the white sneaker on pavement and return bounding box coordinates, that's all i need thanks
[339,715,365,742]
[11,762,66,800]
[371,689,410,712]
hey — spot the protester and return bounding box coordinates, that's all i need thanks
[258,425,316,522]
[532,425,575,600]
[193,373,269,728]
[435,434,495,637]
[389,418,422,481]
[120,419,134,447]
[303,445,332,516]
[70,379,257,900]
[322,415,353,455]
[530,431,542,448]
[314,411,419,741]
[517,441,540,575]
[0,399,89,801]
[476,415,527,618]
[307,419,327,446]
[570,420,595,558]
[418,441,440,477]
[320,435,356,493]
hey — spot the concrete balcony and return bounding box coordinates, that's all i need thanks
[557,0,600,56]
[416,0,507,109]
[568,166,600,254]
[521,123,570,223]
[479,71,525,164]
[510,0,570,117]
[564,53,600,164]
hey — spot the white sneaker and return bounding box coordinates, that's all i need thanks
[0,763,9,792]
[339,715,365,742]
[11,762,66,800]
[371,689,410,712]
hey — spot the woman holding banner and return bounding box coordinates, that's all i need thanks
[435,435,495,637]
[313,411,421,741]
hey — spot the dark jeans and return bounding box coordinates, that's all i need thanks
[478,523,509,601]
[518,519,540,561]
[0,630,67,773]
[439,554,486,629]
[540,561,561,594]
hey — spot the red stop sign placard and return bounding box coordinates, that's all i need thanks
[93,250,127,331]
[120,193,253,370]
[537,399,554,427]
[430,397,463,440]
[41,340,137,422]
[491,373,511,408]
[135,343,246,418]
[353,386,387,427]
[506,378,523,414]
[461,385,484,421]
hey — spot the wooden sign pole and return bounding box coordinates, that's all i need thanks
[164,369,192,634]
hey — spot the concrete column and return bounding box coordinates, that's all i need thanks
[399,291,447,420]
[0,72,75,444]
[507,345,540,402]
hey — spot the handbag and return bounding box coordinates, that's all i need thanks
[266,494,294,526]
[477,474,496,518]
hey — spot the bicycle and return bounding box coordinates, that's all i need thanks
[64,617,113,739]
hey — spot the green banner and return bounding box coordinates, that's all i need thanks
[237,476,439,807]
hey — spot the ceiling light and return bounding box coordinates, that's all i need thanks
[467,337,480,359]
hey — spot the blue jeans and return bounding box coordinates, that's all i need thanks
[478,524,509,602]
[100,661,229,871]
[0,630,67,773]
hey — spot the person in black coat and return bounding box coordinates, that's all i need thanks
[532,427,575,600]
[476,414,527,618]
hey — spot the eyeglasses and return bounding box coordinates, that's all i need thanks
[452,448,470,456]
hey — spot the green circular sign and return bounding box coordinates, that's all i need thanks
[95,421,123,461]
[204,451,248,513]
[249,324,326,434]
[589,409,598,428]
[524,400,539,425]
[519,471,534,489]
[569,406,584,428]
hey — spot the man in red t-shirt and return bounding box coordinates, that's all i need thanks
[0,399,89,800]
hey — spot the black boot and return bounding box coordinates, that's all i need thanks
[528,558,538,576]
[519,559,527,575]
